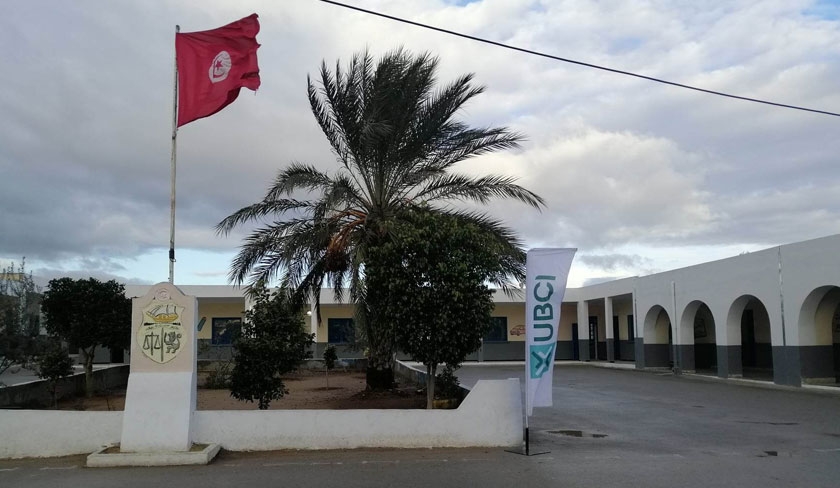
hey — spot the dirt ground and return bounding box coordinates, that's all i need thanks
[54,370,426,411]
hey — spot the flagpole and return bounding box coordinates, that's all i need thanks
[169,25,180,284]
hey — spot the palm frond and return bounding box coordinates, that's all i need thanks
[415,173,545,209]
[218,48,542,321]
[264,163,334,201]
[215,198,316,235]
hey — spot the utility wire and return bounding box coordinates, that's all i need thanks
[319,0,840,118]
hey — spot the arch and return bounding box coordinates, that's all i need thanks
[726,295,773,380]
[643,305,672,367]
[679,300,717,375]
[798,286,840,383]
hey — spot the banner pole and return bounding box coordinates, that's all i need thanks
[525,414,530,455]
[525,372,530,453]
[168,25,180,284]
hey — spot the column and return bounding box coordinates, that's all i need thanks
[605,297,615,362]
[577,300,590,361]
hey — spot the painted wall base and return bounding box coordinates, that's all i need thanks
[694,344,717,371]
[717,345,742,378]
[619,340,636,361]
[644,344,671,367]
[772,346,802,387]
[675,345,695,372]
[578,339,591,361]
[634,338,645,368]
[798,345,835,380]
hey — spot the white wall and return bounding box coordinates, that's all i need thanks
[0,380,522,459]
[782,234,840,346]
[634,246,782,347]
[193,379,522,451]
[0,411,122,459]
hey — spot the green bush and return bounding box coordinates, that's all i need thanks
[323,345,337,371]
[36,341,74,407]
[229,284,313,409]
[434,365,462,400]
[204,361,233,389]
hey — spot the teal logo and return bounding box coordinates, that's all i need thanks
[530,343,555,378]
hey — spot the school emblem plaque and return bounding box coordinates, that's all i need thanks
[138,296,186,364]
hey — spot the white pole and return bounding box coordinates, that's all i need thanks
[168,25,180,284]
[525,326,531,453]
[672,280,680,374]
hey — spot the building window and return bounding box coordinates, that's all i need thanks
[484,317,508,342]
[212,317,241,346]
[328,318,354,344]
[627,315,635,342]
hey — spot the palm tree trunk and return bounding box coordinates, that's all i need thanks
[365,328,395,390]
[365,364,394,390]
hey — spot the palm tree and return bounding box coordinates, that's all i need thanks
[217,48,544,388]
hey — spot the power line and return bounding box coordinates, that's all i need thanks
[319,0,840,118]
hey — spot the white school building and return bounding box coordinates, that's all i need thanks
[125,233,840,388]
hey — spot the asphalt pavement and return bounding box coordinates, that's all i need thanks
[2,364,839,487]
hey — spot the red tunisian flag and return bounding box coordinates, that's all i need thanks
[176,14,261,127]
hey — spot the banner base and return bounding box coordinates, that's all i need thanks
[505,446,550,456]
[505,427,550,456]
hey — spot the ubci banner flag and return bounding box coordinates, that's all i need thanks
[525,248,576,417]
[176,14,261,127]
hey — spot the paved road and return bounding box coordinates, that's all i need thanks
[2,364,840,487]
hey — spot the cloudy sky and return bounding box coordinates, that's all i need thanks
[1,0,839,289]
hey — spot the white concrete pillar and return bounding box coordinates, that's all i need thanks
[121,283,197,452]
[577,300,590,361]
[309,299,318,338]
[605,297,615,362]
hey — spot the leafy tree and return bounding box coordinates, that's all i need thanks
[217,48,542,389]
[366,209,503,408]
[0,258,43,378]
[40,278,131,397]
[229,283,314,409]
[36,340,74,407]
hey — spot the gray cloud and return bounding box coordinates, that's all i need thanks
[581,276,629,287]
[578,253,652,272]
[1,1,839,284]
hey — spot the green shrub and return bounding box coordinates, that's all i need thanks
[434,365,462,400]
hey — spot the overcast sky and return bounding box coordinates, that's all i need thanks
[1,0,839,289]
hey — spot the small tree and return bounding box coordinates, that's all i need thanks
[229,283,314,409]
[40,278,131,397]
[36,340,74,407]
[323,345,337,387]
[366,210,504,408]
[0,258,43,378]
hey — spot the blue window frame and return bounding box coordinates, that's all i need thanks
[328,318,354,344]
[484,317,508,342]
[212,317,241,345]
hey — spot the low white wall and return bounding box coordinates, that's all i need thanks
[0,379,522,458]
[0,411,122,459]
[193,379,522,451]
